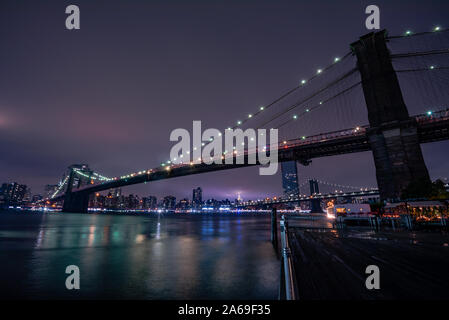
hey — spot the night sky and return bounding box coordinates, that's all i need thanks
[1,0,449,201]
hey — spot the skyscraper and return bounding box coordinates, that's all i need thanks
[192,187,202,208]
[281,161,300,198]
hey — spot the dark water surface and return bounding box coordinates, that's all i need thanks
[0,211,279,299]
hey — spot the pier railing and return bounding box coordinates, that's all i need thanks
[279,215,299,300]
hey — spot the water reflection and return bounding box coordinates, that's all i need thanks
[0,212,278,299]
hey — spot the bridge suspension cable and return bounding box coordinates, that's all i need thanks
[395,66,449,73]
[387,26,448,39]
[50,176,69,199]
[73,168,113,182]
[275,81,361,130]
[297,178,376,192]
[313,179,376,191]
[255,67,358,129]
[391,48,449,59]
[225,51,352,130]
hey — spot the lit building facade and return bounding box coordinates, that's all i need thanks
[281,161,300,198]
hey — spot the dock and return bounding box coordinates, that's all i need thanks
[277,213,449,299]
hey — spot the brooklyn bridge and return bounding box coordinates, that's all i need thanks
[46,29,449,212]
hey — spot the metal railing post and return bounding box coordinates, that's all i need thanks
[271,208,278,249]
[279,215,298,300]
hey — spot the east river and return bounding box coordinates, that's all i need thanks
[0,211,279,299]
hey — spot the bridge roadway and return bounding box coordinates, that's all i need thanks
[53,110,449,202]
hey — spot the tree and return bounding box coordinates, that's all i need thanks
[401,178,449,200]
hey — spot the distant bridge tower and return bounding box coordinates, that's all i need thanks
[309,179,322,213]
[351,30,431,201]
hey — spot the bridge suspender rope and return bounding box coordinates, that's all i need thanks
[226,52,353,130]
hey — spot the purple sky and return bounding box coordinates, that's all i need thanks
[1,0,449,201]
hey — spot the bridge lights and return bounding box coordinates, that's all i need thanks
[301,79,306,85]
[317,69,322,74]
[434,26,441,32]
[237,120,242,125]
[334,57,340,63]
[248,114,252,118]
[293,115,297,119]
[430,65,435,70]
[301,136,306,140]
[305,108,310,112]
[260,106,264,111]
[405,30,412,36]
[427,110,433,116]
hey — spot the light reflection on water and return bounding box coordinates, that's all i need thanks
[0,211,278,300]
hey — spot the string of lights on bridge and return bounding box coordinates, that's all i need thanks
[311,179,376,191]
[50,176,69,199]
[73,169,113,182]
[155,25,448,169]
[293,179,376,194]
[228,25,447,132]
[388,25,448,39]
[227,51,352,130]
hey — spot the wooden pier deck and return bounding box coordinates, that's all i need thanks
[286,216,449,299]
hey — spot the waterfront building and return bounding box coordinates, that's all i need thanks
[163,195,176,210]
[177,198,190,210]
[0,182,28,205]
